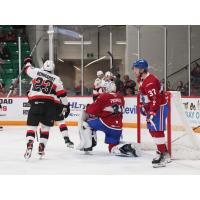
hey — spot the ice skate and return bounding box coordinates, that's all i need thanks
[64,136,74,148]
[119,143,140,157]
[152,151,171,168]
[24,140,33,160]
[38,143,45,159]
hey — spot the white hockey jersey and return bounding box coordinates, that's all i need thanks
[25,63,68,106]
[93,77,103,98]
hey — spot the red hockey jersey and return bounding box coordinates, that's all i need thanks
[86,92,125,129]
[138,73,166,113]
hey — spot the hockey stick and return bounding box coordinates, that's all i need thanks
[84,51,115,69]
[193,125,200,131]
[54,27,82,39]
[6,33,46,98]
[107,51,114,73]
[84,56,107,68]
[171,126,200,144]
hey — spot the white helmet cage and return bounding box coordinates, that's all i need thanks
[105,71,113,78]
[42,60,55,72]
[102,80,116,93]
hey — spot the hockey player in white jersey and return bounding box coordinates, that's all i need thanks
[23,57,69,159]
[92,70,104,101]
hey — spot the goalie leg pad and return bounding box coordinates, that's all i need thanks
[77,121,93,150]
[111,143,141,157]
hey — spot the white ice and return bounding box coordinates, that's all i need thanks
[0,126,200,174]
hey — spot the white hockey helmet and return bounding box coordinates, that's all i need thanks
[97,70,104,77]
[42,60,55,72]
[102,80,116,93]
[105,71,113,77]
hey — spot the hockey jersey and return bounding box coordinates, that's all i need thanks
[93,77,103,99]
[25,63,68,105]
[86,92,125,129]
[138,73,166,114]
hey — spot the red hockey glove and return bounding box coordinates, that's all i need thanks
[24,56,32,65]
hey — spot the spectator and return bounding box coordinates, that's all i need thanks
[0,43,11,60]
[183,82,189,96]
[4,30,17,42]
[115,73,124,94]
[167,81,171,90]
[123,75,136,96]
[0,82,6,96]
[191,62,200,78]
[11,88,18,97]
[125,88,134,96]
[191,62,200,91]
[176,81,186,95]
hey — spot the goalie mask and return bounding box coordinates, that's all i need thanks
[105,71,113,78]
[97,70,104,77]
[42,60,55,72]
[102,80,116,93]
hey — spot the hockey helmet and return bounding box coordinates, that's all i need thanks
[132,59,148,69]
[102,80,116,93]
[105,71,113,77]
[97,70,104,77]
[42,60,55,72]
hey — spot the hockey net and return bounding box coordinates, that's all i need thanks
[137,91,200,160]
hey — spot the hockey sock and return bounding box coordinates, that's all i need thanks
[39,131,49,146]
[59,124,68,138]
[108,144,117,153]
[149,130,167,153]
[26,130,35,142]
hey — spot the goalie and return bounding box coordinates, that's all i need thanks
[77,80,140,157]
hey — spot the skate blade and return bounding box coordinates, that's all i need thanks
[24,149,32,160]
[84,151,93,155]
[153,162,166,168]
[38,153,45,160]
[66,143,74,148]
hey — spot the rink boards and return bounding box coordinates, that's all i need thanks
[0,96,200,132]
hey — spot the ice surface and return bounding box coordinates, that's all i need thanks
[0,126,200,174]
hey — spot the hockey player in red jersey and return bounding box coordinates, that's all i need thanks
[132,59,171,167]
[23,57,70,159]
[78,80,141,157]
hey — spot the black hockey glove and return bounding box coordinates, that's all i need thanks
[63,103,70,118]
[24,56,32,65]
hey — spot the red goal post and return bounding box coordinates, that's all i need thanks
[136,91,200,160]
[137,91,172,156]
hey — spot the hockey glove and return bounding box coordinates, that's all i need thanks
[140,106,147,116]
[146,111,156,123]
[0,104,2,109]
[24,56,32,65]
[62,103,70,118]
